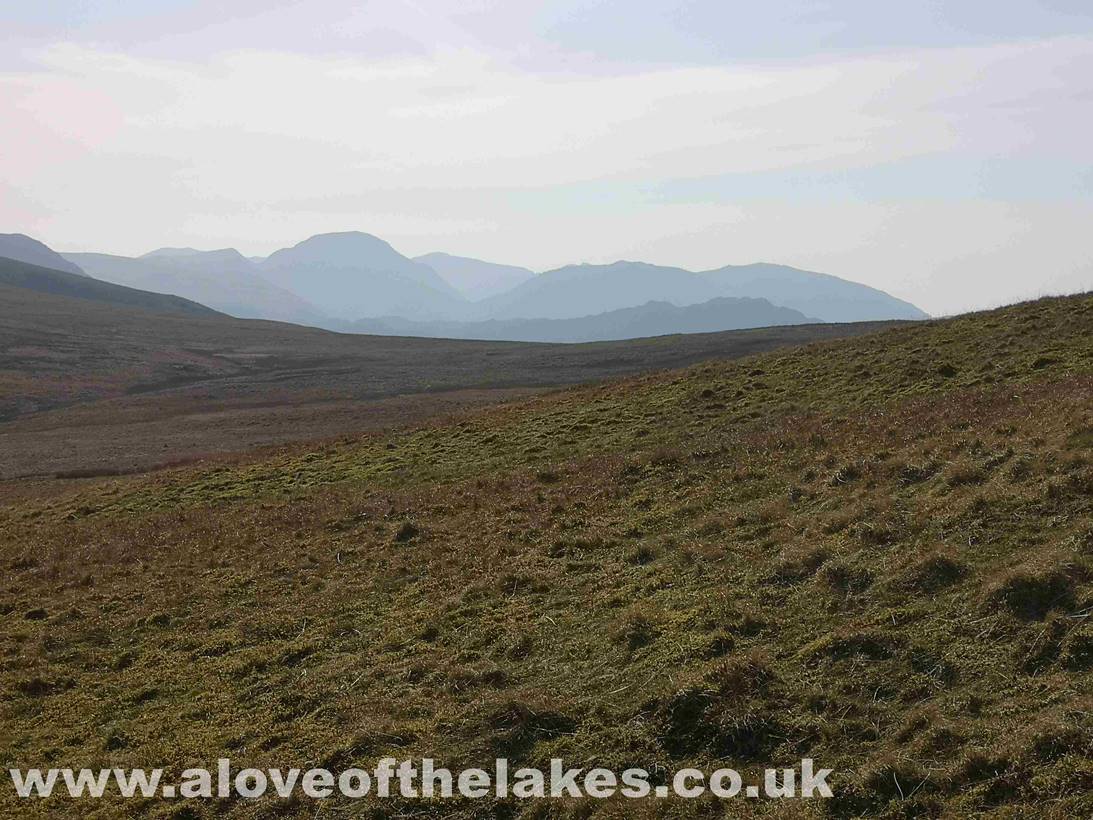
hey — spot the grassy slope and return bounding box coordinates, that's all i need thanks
[0,256,219,317]
[2,294,1091,818]
[0,277,892,422]
[0,278,896,477]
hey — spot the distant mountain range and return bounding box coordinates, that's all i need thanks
[473,260,927,322]
[0,229,934,341]
[474,261,717,320]
[703,263,926,323]
[350,297,816,342]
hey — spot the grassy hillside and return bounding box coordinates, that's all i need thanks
[0,234,88,278]
[1,293,1091,818]
[0,255,219,317]
[0,282,893,477]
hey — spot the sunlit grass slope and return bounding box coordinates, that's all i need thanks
[2,293,1091,818]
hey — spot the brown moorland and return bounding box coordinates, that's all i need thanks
[0,276,895,478]
[1,292,1091,818]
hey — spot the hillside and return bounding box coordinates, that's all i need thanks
[261,232,468,320]
[1,293,1089,817]
[0,234,87,277]
[351,297,816,342]
[0,255,219,317]
[0,283,889,476]
[65,249,329,326]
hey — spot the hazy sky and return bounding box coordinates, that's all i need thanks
[3,0,1092,315]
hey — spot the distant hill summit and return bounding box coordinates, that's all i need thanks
[351,296,817,342]
[261,232,468,320]
[414,252,535,301]
[702,262,928,322]
[0,233,87,277]
[476,261,721,320]
[66,249,328,326]
[0,255,220,316]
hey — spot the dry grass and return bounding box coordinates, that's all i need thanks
[1,293,1091,818]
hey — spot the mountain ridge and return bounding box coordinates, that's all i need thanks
[473,260,721,320]
[702,262,928,322]
[348,296,819,342]
[14,228,933,328]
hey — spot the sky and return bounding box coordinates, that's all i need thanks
[2,0,1092,315]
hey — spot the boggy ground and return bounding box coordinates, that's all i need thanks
[1,293,1091,818]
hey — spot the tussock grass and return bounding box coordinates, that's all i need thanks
[1,293,1092,817]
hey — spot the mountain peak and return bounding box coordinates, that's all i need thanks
[261,232,466,320]
[291,231,394,252]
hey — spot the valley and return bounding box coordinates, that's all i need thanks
[0,266,897,477]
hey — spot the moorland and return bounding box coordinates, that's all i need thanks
[1,290,1090,818]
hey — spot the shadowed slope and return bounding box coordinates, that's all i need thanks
[0,233,86,277]
[66,249,329,326]
[0,255,218,317]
